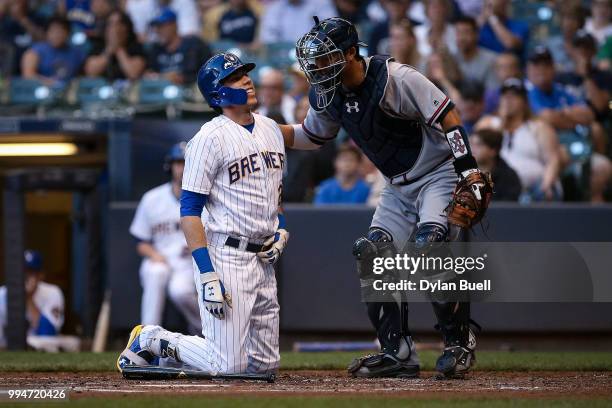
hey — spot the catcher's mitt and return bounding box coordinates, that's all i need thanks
[446,170,494,228]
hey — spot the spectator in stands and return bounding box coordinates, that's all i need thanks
[334,0,369,26]
[545,6,586,75]
[470,128,521,201]
[21,16,86,85]
[257,68,295,124]
[199,0,225,43]
[0,0,46,75]
[287,62,310,102]
[125,0,201,42]
[259,0,335,44]
[218,0,259,44]
[368,0,415,56]
[478,0,529,59]
[123,0,158,42]
[389,19,425,71]
[526,46,593,131]
[484,51,521,113]
[87,0,114,48]
[585,0,612,46]
[146,8,211,85]
[558,31,600,97]
[414,0,456,57]
[597,36,612,70]
[476,78,562,202]
[314,144,370,205]
[457,81,485,135]
[454,16,497,90]
[425,48,462,102]
[0,250,65,350]
[58,0,96,32]
[84,10,146,81]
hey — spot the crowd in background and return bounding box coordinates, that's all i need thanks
[0,0,611,204]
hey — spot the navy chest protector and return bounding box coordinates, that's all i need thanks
[310,56,423,179]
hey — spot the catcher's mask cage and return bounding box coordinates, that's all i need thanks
[296,16,366,109]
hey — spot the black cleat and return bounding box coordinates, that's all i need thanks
[435,345,475,379]
[348,352,420,378]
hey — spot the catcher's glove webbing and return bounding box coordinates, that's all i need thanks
[446,170,494,228]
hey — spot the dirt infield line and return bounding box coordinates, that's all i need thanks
[1,371,610,399]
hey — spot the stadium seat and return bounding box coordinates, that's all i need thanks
[8,78,57,105]
[136,79,183,105]
[70,78,116,105]
[558,128,592,201]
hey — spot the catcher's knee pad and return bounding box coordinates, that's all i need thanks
[414,223,447,247]
[353,228,396,280]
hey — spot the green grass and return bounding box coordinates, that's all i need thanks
[0,351,611,372]
[3,396,610,408]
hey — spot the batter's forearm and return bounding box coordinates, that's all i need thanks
[181,216,208,252]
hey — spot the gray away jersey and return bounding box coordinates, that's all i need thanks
[182,114,285,240]
[303,57,454,184]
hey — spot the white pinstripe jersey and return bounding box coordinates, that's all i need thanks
[182,113,285,240]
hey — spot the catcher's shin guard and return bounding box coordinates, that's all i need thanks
[348,301,420,378]
[349,229,420,378]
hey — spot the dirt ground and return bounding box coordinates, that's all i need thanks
[1,371,611,399]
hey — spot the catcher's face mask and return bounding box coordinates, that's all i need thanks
[296,30,347,109]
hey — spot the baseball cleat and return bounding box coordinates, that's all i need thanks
[116,324,158,373]
[435,345,475,379]
[435,325,477,379]
[347,352,420,378]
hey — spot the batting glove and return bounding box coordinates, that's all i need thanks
[257,229,289,265]
[200,272,232,319]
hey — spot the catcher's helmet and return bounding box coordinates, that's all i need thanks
[164,142,186,172]
[197,52,256,108]
[296,16,367,109]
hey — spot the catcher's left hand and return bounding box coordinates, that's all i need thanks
[257,229,289,265]
[446,169,494,228]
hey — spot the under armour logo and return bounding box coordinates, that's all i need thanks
[345,101,359,113]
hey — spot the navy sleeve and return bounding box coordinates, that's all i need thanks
[180,189,208,217]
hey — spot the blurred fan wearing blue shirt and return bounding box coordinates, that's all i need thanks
[314,144,371,205]
[478,0,529,60]
[21,16,85,85]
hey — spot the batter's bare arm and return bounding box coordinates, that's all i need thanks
[180,216,208,253]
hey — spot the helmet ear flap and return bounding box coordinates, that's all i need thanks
[209,90,221,107]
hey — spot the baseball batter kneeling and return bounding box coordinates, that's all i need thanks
[279,17,492,379]
[118,52,287,375]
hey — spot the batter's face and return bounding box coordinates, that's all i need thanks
[171,160,185,184]
[222,69,258,108]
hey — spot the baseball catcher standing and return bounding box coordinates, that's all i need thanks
[278,17,492,379]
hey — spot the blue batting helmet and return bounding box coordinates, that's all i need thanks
[24,250,43,271]
[197,52,255,108]
[164,142,186,172]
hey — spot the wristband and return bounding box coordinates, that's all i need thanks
[445,126,478,175]
[278,213,287,230]
[192,247,214,273]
